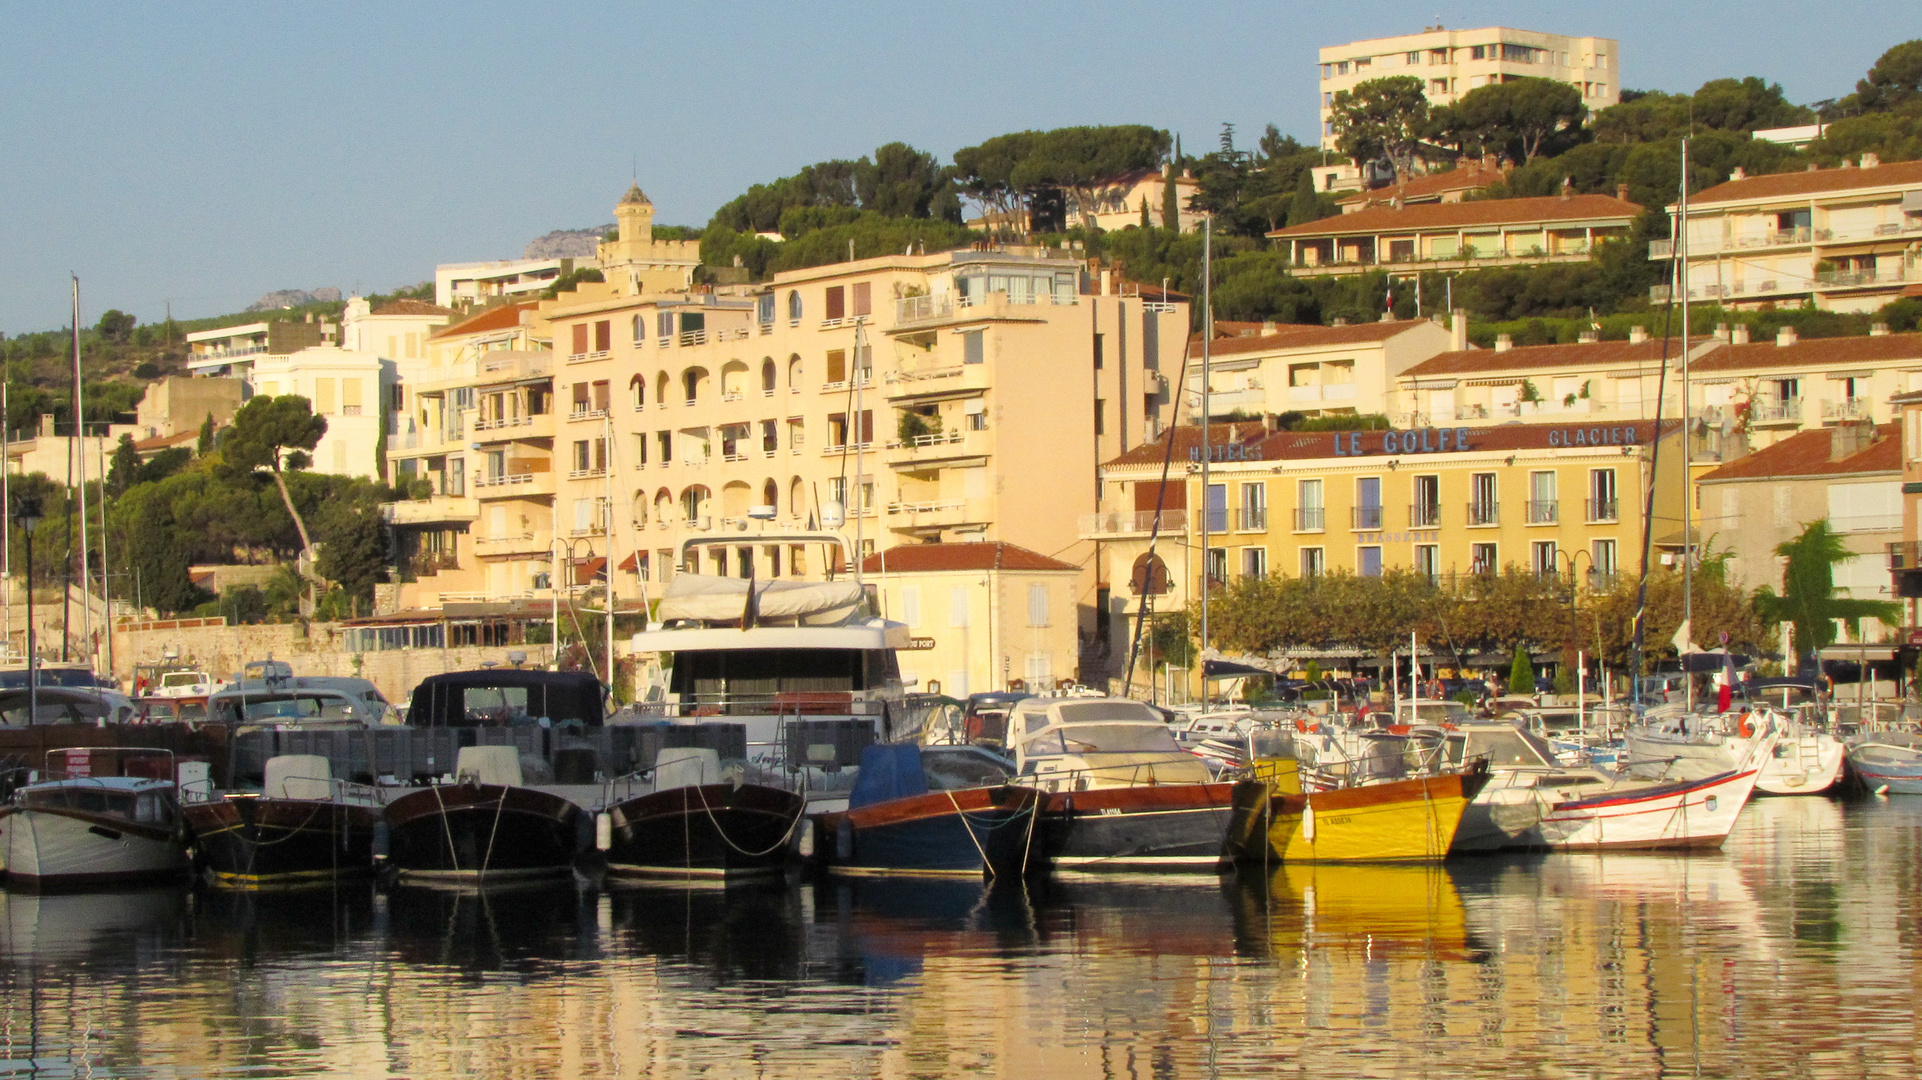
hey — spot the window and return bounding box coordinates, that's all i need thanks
[762,419,778,454]
[1242,547,1267,577]
[1470,472,1498,525]
[1358,546,1382,577]
[826,350,847,383]
[1405,51,1419,64]
[630,377,645,410]
[314,378,336,415]
[1414,544,1439,581]
[1296,479,1324,531]
[632,314,645,344]
[657,431,672,461]
[1592,539,1618,585]
[1240,482,1267,530]
[1028,584,1050,627]
[1026,654,1052,684]
[594,320,611,352]
[1299,547,1324,577]
[1335,61,1349,74]
[757,294,775,326]
[965,399,987,431]
[1094,399,1106,437]
[787,355,802,390]
[1412,475,1440,527]
[949,587,970,628]
[963,330,985,365]
[1528,470,1559,524]
[1206,548,1228,583]
[825,286,846,321]
[1205,484,1227,533]
[900,586,921,627]
[1323,92,1333,108]
[1471,543,1497,574]
[656,312,674,338]
[851,282,871,317]
[632,433,647,466]
[787,290,802,323]
[1321,63,1332,79]
[1354,476,1382,529]
[571,324,589,357]
[1093,333,1105,369]
[1470,44,1488,60]
[787,417,804,449]
[1589,468,1618,521]
[829,413,849,447]
[1532,541,1559,577]
[761,359,776,394]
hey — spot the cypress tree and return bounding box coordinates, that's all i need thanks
[1139,197,1150,229]
[1161,164,1179,230]
[1288,169,1322,228]
[1508,642,1534,696]
[197,412,215,454]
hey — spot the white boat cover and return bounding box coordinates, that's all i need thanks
[655,573,865,626]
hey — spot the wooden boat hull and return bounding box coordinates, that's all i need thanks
[1036,783,1237,873]
[1230,771,1481,864]
[603,783,803,880]
[185,796,382,887]
[384,784,583,882]
[0,806,190,887]
[1755,734,1847,796]
[817,785,1040,878]
[1531,769,1758,850]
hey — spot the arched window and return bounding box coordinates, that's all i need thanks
[655,371,670,405]
[654,488,674,526]
[787,290,802,324]
[786,354,802,391]
[629,374,645,410]
[682,367,706,404]
[631,314,645,344]
[762,479,778,512]
[680,486,710,526]
[761,358,776,395]
[719,359,749,399]
[632,493,648,528]
[789,477,805,520]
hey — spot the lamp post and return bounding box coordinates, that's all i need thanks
[1556,548,1594,707]
[550,536,598,678]
[13,495,41,725]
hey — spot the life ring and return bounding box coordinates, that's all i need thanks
[1737,713,1755,739]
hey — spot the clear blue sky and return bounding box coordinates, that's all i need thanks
[1,1,1913,333]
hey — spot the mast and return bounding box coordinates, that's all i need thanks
[1679,139,1693,709]
[604,410,615,694]
[853,318,866,585]
[72,277,91,670]
[97,435,111,681]
[1199,215,1212,665]
[3,369,9,656]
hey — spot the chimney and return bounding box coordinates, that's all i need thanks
[1831,420,1872,462]
[1560,176,1573,200]
[1808,163,1821,171]
[1332,316,1348,327]
[1777,325,1798,347]
[1449,309,1468,352]
[1872,321,1891,336]
[1731,323,1751,345]
[1730,166,1746,181]
[1629,325,1648,345]
[1578,329,1599,343]
[1261,320,1277,334]
[1862,152,1880,169]
[1494,334,1514,353]
[38,414,53,438]
[1616,183,1631,201]
[1712,322,1730,342]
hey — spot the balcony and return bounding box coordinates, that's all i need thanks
[884,363,990,401]
[474,532,547,557]
[885,428,984,466]
[381,496,479,526]
[1468,501,1500,526]
[885,500,976,529]
[567,466,607,479]
[1294,507,1326,532]
[1079,509,1188,538]
[478,353,551,382]
[567,407,609,423]
[1525,500,1560,525]
[1586,497,1619,523]
[1351,505,1384,530]
[1409,502,1440,528]
[1236,506,1267,531]
[888,290,1077,333]
[1750,398,1802,426]
[473,414,552,441]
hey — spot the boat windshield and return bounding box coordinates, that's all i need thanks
[216,693,361,724]
[462,686,537,724]
[18,784,171,822]
[1456,727,1559,768]
[1027,723,1181,755]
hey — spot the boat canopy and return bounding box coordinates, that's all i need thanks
[655,573,867,627]
[849,744,930,809]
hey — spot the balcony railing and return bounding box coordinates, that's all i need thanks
[1236,506,1267,530]
[1821,397,1873,422]
[1467,501,1499,526]
[1586,498,1619,523]
[1351,505,1383,530]
[1526,500,1559,525]
[473,415,538,431]
[1750,398,1802,424]
[1294,507,1326,532]
[1080,509,1189,535]
[1409,502,1440,528]
[475,473,535,488]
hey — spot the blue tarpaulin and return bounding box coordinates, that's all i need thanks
[848,743,929,809]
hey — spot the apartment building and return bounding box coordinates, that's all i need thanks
[1886,390,1922,624]
[1336,160,1505,213]
[436,257,591,311]
[1268,192,1639,277]
[1185,319,1452,422]
[249,347,394,480]
[1318,26,1619,149]
[1653,156,1922,313]
[1396,326,1922,449]
[1088,419,1686,687]
[1697,422,1898,629]
[184,317,330,377]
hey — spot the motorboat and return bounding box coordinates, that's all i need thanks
[1754,721,1847,796]
[814,743,1039,879]
[597,730,807,882]
[0,686,139,726]
[0,749,192,887]
[1845,729,1922,794]
[147,668,225,699]
[1437,723,1762,852]
[208,661,393,728]
[1623,706,1778,781]
[1009,695,1235,873]
[183,754,383,887]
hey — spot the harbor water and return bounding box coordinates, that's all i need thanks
[2,795,1918,1078]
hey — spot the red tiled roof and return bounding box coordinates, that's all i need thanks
[432,301,537,339]
[133,429,199,453]
[1698,424,1899,482]
[1406,330,1922,379]
[1191,319,1440,358]
[1268,194,1640,238]
[1691,331,1922,372]
[1689,159,1922,205]
[1336,162,1505,207]
[859,541,1079,574]
[1405,337,1709,378]
[372,299,456,317]
[1106,420,1676,469]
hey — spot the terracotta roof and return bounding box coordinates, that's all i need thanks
[1405,337,1710,378]
[432,301,537,339]
[1691,331,1922,373]
[1689,159,1922,205]
[1104,421,1308,467]
[1106,419,1676,469]
[859,541,1079,574]
[1336,162,1505,208]
[1698,424,1899,483]
[133,430,199,453]
[372,299,456,317]
[1268,194,1641,238]
[1192,319,1440,359]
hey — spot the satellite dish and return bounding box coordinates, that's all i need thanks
[748,504,777,520]
[820,500,846,528]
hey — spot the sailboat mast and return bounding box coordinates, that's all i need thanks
[1199,215,1212,664]
[1679,139,1694,709]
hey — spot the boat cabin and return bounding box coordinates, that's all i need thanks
[0,687,137,726]
[1441,724,1563,770]
[1008,696,1209,792]
[407,670,606,728]
[16,776,178,825]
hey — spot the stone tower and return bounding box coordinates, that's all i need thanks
[596,181,701,294]
[614,183,654,245]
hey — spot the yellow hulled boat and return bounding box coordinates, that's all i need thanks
[1227,763,1487,863]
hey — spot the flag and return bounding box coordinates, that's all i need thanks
[1671,618,1694,655]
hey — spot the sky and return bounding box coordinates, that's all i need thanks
[1,1,1915,333]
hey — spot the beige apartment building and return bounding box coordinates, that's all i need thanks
[1319,26,1619,149]
[1653,156,1922,313]
[1268,192,1639,277]
[1185,318,1453,422]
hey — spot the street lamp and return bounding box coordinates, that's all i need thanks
[550,536,598,676]
[13,495,41,725]
[1555,547,1594,706]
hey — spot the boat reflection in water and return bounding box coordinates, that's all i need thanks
[1227,863,1484,963]
[0,886,190,963]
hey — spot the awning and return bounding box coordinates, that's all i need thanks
[1905,284,1922,299]
[1817,644,1898,661]
[1203,659,1274,679]
[617,551,639,572]
[572,556,607,584]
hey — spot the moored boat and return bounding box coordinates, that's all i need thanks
[600,738,806,881]
[816,743,1040,879]
[1845,729,1922,794]
[1,750,191,887]
[1755,725,1847,796]
[384,745,584,883]
[184,754,382,887]
[1532,767,1760,850]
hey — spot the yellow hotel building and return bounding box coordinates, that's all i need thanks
[1089,418,1688,679]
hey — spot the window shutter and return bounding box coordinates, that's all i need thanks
[594,321,611,351]
[949,587,970,628]
[1028,584,1048,627]
[851,282,871,317]
[572,324,589,354]
[825,286,845,320]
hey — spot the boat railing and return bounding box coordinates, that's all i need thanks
[627,696,887,720]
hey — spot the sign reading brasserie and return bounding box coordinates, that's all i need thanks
[1188,425,1644,462]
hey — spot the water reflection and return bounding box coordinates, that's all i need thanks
[0,799,1918,1076]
